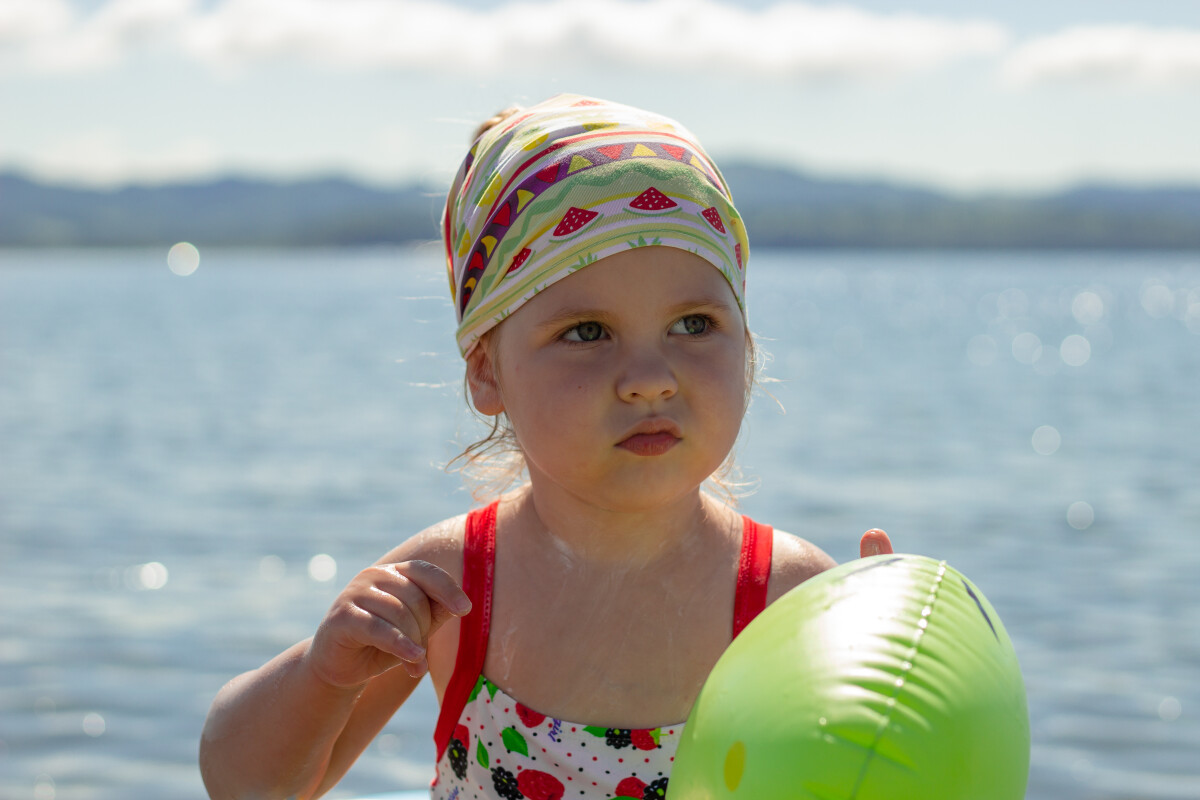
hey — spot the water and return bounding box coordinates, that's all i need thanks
[1,247,1198,799]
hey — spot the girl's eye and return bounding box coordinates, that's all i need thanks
[564,321,606,342]
[671,314,710,335]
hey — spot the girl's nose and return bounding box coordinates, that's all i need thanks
[616,349,678,403]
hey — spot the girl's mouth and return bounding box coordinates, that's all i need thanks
[617,421,682,456]
[617,432,680,456]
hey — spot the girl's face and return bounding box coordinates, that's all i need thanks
[468,247,748,512]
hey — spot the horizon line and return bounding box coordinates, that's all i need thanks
[5,162,1200,199]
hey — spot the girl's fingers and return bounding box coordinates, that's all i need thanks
[361,571,434,640]
[403,656,429,679]
[364,561,471,639]
[351,591,427,660]
[859,528,894,558]
[390,560,472,618]
[347,560,469,661]
[382,622,426,663]
[311,559,470,686]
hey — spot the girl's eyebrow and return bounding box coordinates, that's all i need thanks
[665,298,736,317]
[536,298,737,331]
[534,307,616,331]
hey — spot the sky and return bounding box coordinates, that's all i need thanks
[2,0,1200,193]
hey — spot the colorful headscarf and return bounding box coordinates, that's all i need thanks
[443,94,749,358]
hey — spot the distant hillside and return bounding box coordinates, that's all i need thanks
[0,173,443,247]
[721,164,1200,249]
[2,165,1199,249]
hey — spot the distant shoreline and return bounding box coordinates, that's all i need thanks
[4,164,1199,250]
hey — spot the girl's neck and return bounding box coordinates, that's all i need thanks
[506,481,733,570]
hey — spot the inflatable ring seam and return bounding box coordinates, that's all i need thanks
[851,559,949,796]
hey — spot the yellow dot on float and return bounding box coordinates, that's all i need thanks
[724,740,746,791]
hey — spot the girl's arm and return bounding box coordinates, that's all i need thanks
[200,545,470,800]
[200,637,423,799]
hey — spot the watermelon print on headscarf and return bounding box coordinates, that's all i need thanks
[443,93,750,359]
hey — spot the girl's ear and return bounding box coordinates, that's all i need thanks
[466,344,504,416]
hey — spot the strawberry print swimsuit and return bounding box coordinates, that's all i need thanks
[430,502,774,800]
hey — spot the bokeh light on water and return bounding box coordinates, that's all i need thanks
[81,713,105,738]
[34,775,55,800]
[125,561,168,590]
[1059,334,1091,367]
[1141,281,1174,318]
[1066,501,1095,530]
[166,242,200,276]
[1158,697,1183,722]
[1187,297,1200,334]
[1032,425,1061,456]
[1011,331,1042,364]
[1140,276,1200,335]
[308,553,338,582]
[1071,290,1105,326]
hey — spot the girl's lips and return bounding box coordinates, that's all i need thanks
[617,431,680,456]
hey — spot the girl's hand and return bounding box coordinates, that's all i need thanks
[305,560,471,690]
[859,529,894,559]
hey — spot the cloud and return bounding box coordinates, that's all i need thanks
[0,0,73,43]
[3,0,196,71]
[3,0,1009,80]
[17,127,221,186]
[1001,25,1200,88]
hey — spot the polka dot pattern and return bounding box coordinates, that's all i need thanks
[432,676,680,800]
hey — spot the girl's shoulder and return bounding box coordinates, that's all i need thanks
[373,511,472,585]
[764,526,838,605]
[371,510,481,690]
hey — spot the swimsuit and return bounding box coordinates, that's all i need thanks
[430,501,773,800]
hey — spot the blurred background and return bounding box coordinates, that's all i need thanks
[1,1,1198,798]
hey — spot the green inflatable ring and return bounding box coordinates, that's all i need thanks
[671,554,1029,799]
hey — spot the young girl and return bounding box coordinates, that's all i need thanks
[200,94,892,800]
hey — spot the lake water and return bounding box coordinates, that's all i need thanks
[1,247,1198,800]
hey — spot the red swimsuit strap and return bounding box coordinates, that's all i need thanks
[432,501,498,762]
[432,505,772,760]
[733,515,774,638]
